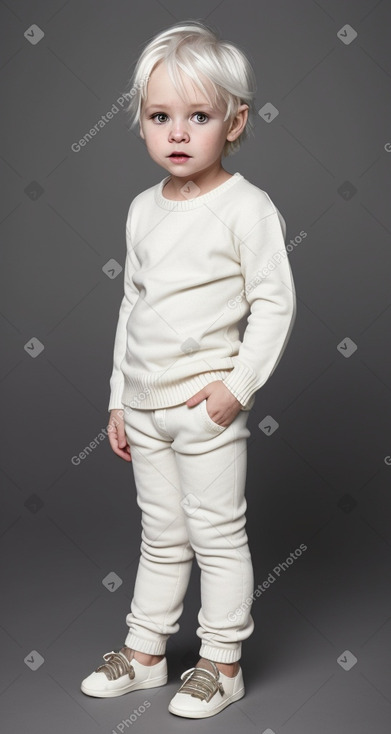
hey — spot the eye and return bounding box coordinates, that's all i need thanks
[149,112,210,124]
[150,113,168,123]
[193,112,209,123]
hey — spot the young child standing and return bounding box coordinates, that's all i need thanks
[81,19,296,719]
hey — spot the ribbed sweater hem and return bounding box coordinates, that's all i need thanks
[108,366,255,412]
[121,370,254,411]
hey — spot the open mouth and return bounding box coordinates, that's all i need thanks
[169,153,191,159]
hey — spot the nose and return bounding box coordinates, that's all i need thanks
[168,119,190,143]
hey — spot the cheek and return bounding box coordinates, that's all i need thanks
[148,136,165,155]
[198,133,224,154]
[143,125,163,145]
[198,123,226,144]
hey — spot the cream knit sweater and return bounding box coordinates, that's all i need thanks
[108,172,296,412]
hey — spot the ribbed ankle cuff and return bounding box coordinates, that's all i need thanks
[199,643,242,664]
[124,633,167,656]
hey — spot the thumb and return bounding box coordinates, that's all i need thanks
[186,389,207,407]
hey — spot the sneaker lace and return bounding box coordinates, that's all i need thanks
[177,661,225,702]
[95,650,135,681]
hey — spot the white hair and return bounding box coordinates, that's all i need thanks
[122,19,257,157]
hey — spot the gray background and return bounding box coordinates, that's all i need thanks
[1,1,391,732]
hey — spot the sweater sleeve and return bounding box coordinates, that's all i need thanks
[108,214,139,412]
[222,197,297,407]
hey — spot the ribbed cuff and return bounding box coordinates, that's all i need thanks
[199,642,242,664]
[222,362,259,406]
[108,383,124,412]
[124,633,167,656]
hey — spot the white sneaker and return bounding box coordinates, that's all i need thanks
[168,660,245,718]
[81,649,168,698]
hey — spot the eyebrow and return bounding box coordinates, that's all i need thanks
[144,103,214,112]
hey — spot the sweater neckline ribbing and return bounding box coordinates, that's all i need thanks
[155,171,243,210]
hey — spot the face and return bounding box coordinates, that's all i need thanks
[139,61,248,179]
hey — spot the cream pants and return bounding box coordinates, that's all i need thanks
[122,398,255,664]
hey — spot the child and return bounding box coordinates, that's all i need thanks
[81,19,296,719]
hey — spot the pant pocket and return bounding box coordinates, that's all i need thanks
[199,399,228,433]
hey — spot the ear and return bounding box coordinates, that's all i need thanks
[226,104,249,142]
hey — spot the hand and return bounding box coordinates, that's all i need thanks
[186,380,242,428]
[108,409,132,462]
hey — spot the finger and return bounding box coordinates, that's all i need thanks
[187,389,206,406]
[115,447,132,461]
[117,426,128,448]
[108,430,131,461]
[113,446,132,462]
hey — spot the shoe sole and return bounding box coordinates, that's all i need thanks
[168,686,245,718]
[81,674,168,698]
